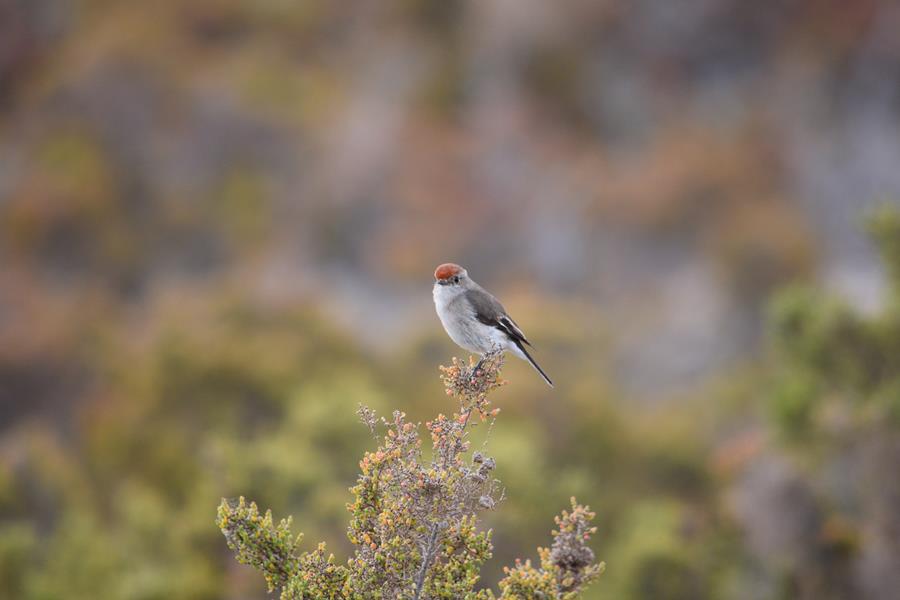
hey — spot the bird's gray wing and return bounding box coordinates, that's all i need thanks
[469,286,533,347]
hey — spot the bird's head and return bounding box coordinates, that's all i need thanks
[434,263,468,287]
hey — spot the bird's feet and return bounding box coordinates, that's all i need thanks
[470,347,503,381]
[471,357,486,378]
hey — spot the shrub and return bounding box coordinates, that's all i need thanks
[217,351,604,599]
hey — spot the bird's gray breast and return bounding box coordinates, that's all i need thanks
[434,286,496,353]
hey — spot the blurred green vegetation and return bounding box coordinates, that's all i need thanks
[4,210,900,599]
[0,211,891,599]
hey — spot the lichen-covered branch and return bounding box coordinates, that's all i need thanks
[494,498,605,599]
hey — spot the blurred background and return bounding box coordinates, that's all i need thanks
[3,1,900,599]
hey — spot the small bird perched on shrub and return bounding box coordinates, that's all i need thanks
[432,263,553,387]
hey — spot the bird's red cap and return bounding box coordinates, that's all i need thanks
[434,263,464,280]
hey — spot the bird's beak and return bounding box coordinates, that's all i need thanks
[435,279,449,286]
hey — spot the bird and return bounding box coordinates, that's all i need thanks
[432,263,553,387]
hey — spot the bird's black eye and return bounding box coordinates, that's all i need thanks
[452,276,460,284]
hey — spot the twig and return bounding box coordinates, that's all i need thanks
[413,522,442,600]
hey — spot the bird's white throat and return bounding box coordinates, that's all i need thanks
[432,281,466,314]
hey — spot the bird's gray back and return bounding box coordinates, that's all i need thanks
[464,282,507,320]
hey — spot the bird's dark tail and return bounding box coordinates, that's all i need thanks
[512,340,553,387]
